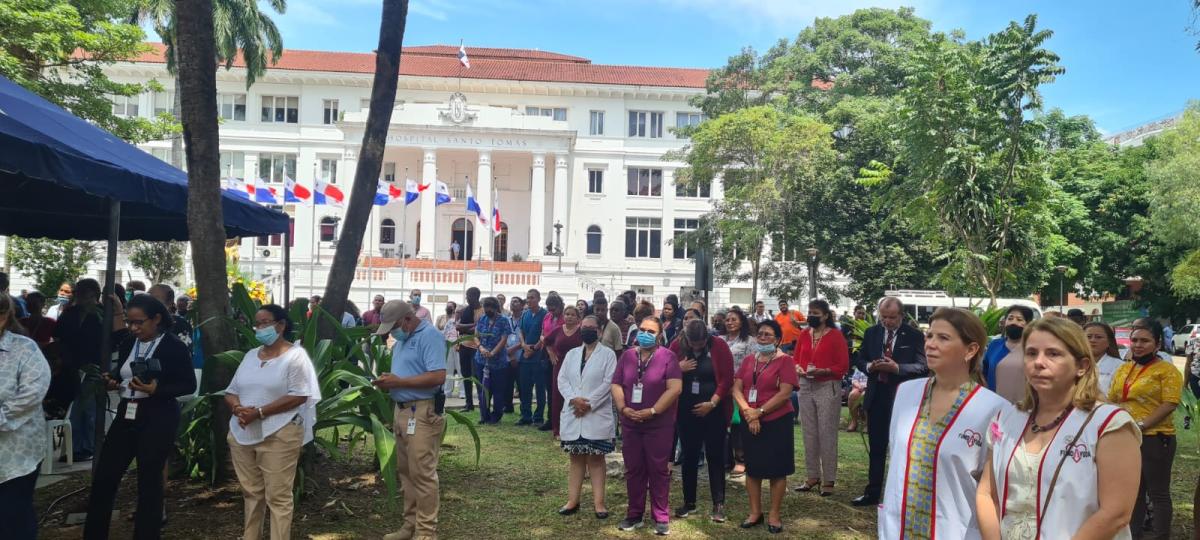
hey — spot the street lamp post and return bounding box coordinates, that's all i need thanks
[806,247,819,301]
[1055,265,1068,313]
[553,221,564,272]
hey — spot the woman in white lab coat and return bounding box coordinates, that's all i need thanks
[556,315,618,519]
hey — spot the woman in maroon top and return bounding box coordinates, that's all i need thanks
[611,317,682,536]
[732,319,799,534]
[793,299,849,497]
[545,305,582,438]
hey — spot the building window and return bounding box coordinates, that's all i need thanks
[320,217,338,242]
[110,94,139,117]
[322,99,339,124]
[673,218,699,259]
[257,217,296,247]
[626,168,663,197]
[494,223,509,261]
[675,178,711,198]
[219,151,245,179]
[587,225,602,255]
[219,93,246,121]
[625,217,661,259]
[628,111,664,138]
[319,158,338,184]
[360,98,371,111]
[383,162,397,183]
[261,95,299,123]
[675,112,704,130]
[258,153,296,183]
[589,111,605,135]
[380,219,396,244]
[587,170,604,194]
[526,106,567,121]
[153,91,175,116]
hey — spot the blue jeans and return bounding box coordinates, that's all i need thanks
[71,393,97,457]
[477,361,509,424]
[517,355,547,423]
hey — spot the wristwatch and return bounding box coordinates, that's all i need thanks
[649,407,658,416]
[756,407,765,417]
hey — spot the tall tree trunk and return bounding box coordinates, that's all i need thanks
[176,0,236,474]
[320,0,409,335]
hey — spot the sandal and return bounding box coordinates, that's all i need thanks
[820,483,836,497]
[794,479,821,493]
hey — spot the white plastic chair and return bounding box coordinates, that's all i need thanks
[42,400,73,475]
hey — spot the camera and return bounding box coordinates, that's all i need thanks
[130,357,163,384]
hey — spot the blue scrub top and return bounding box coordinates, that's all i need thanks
[982,337,1008,391]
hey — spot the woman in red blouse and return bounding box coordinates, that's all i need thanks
[545,305,583,438]
[792,299,849,497]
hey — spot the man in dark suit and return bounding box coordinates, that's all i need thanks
[851,296,928,506]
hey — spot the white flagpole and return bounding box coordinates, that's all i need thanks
[401,169,409,293]
[490,184,497,298]
[462,176,469,299]
[309,164,317,300]
[367,199,374,306]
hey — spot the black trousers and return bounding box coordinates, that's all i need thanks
[864,390,896,499]
[457,346,475,408]
[1132,434,1176,540]
[0,465,40,540]
[84,400,179,540]
[678,406,727,507]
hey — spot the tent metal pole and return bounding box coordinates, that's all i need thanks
[94,198,120,473]
[283,225,291,307]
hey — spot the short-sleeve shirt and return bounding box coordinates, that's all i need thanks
[611,346,681,430]
[474,314,512,367]
[736,352,800,422]
[542,312,564,341]
[600,319,623,352]
[1109,359,1183,435]
[545,325,583,362]
[389,320,447,403]
[520,308,548,359]
[226,345,319,445]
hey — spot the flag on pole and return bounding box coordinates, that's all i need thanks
[465,184,487,225]
[387,181,404,201]
[224,178,250,200]
[404,179,422,205]
[458,40,470,68]
[491,188,502,236]
[284,175,311,204]
[374,180,393,206]
[314,179,345,207]
[253,178,280,204]
[435,181,452,206]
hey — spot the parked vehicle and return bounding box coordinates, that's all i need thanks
[1173,324,1199,354]
[885,290,1043,329]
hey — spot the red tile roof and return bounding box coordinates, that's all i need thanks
[127,43,712,89]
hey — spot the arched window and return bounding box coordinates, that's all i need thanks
[493,223,509,261]
[451,218,474,260]
[319,217,338,242]
[380,218,396,244]
[587,225,602,255]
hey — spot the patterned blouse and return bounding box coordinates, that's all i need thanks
[902,380,977,539]
[0,330,51,483]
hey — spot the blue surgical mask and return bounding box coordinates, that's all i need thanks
[255,326,280,346]
[56,296,69,305]
[637,331,657,348]
[390,327,409,342]
[756,343,777,354]
[411,296,421,306]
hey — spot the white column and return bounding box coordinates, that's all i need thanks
[418,148,437,259]
[476,151,493,260]
[528,153,546,261]
[552,156,569,255]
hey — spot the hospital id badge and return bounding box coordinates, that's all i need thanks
[406,417,417,435]
[124,402,138,420]
[631,383,644,404]
[747,388,758,404]
[691,381,701,395]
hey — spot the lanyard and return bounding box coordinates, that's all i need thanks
[1120,362,1153,402]
[636,349,654,383]
[133,334,164,360]
[751,355,773,388]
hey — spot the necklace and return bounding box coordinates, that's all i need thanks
[1030,406,1073,433]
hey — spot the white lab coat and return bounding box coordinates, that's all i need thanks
[557,343,617,441]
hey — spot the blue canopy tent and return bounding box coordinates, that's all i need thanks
[0,73,292,464]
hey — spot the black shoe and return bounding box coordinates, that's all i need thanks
[768,523,784,534]
[557,505,579,516]
[538,423,553,431]
[710,504,726,523]
[617,517,643,531]
[595,511,609,520]
[70,452,93,462]
[739,515,764,529]
[464,405,475,412]
[851,494,879,507]
[516,418,533,426]
[674,503,696,518]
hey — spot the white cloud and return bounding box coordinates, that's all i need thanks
[651,0,949,33]
[410,1,450,21]
[281,0,342,27]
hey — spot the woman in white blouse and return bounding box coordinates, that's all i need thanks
[556,315,618,519]
[1083,322,1124,397]
[0,294,51,540]
[225,304,321,540]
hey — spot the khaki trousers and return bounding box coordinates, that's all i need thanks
[227,422,303,540]
[796,378,841,484]
[393,400,445,540]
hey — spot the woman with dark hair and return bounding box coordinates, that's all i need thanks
[0,294,50,540]
[878,308,1007,540]
[54,278,103,462]
[661,297,682,344]
[557,315,617,519]
[225,304,320,540]
[540,294,567,432]
[732,318,798,533]
[84,294,196,540]
[669,319,734,522]
[1083,321,1123,395]
[475,297,513,425]
[546,305,582,436]
[793,300,849,496]
[455,287,482,412]
[1109,319,1181,540]
[721,308,753,477]
[983,305,1036,404]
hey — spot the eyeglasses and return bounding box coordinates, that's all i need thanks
[125,318,148,327]
[756,332,777,339]
[254,320,278,329]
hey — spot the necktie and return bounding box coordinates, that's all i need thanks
[880,328,896,383]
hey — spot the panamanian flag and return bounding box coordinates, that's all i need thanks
[314,179,344,207]
[435,181,452,205]
[404,178,427,205]
[224,178,250,200]
[465,184,487,225]
[374,180,393,206]
[458,41,470,68]
[253,178,280,204]
[283,175,311,204]
[491,189,502,236]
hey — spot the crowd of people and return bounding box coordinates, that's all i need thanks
[0,268,1193,539]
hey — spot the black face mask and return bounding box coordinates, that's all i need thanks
[809,318,823,328]
[581,328,599,344]
[1004,324,1024,341]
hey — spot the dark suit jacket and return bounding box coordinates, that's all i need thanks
[853,323,927,409]
[109,330,197,405]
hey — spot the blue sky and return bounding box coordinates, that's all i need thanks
[266,0,1200,133]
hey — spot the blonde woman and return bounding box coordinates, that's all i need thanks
[977,317,1140,540]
